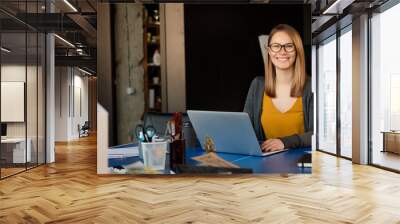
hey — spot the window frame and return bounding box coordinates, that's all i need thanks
[315,23,353,161]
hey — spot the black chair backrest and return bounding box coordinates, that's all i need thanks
[82,121,90,129]
[143,112,200,148]
[143,112,179,136]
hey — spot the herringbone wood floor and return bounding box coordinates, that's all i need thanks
[1,135,400,224]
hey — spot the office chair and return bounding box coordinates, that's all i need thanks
[142,112,200,148]
[79,121,90,138]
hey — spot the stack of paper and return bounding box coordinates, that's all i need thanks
[108,146,139,159]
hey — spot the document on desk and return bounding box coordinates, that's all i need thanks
[108,146,139,158]
[192,152,239,168]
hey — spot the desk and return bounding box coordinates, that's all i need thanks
[382,131,400,154]
[186,147,311,174]
[1,138,32,164]
[108,144,311,174]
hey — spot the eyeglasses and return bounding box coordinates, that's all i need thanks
[266,43,295,53]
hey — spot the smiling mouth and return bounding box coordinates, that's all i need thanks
[276,57,289,61]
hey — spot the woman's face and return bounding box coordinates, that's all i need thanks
[267,31,296,71]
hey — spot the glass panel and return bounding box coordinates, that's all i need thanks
[339,29,352,158]
[1,30,28,177]
[38,32,45,165]
[0,0,46,178]
[371,4,400,171]
[27,31,38,169]
[317,36,337,154]
[26,0,38,169]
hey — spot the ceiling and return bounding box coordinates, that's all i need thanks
[1,0,393,74]
[0,0,97,74]
[1,32,45,63]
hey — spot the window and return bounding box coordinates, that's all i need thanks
[317,36,337,154]
[370,2,400,171]
[339,28,352,158]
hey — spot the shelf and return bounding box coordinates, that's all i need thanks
[147,42,160,47]
[147,23,160,29]
[149,83,161,87]
[144,6,162,114]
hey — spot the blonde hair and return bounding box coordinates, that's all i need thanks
[265,24,306,97]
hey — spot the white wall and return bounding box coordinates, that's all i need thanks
[1,65,26,81]
[1,65,35,138]
[72,73,89,138]
[1,63,46,164]
[1,66,26,136]
[55,67,89,141]
[1,82,25,122]
[55,66,69,141]
[97,103,109,174]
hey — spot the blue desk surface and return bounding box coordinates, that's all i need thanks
[109,144,311,174]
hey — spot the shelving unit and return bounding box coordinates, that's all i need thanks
[143,5,162,112]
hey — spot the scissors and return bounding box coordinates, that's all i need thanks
[135,124,156,142]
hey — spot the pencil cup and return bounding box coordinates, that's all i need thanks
[139,141,168,170]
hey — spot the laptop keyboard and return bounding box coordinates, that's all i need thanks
[262,149,288,156]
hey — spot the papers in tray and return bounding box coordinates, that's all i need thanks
[108,146,139,158]
[192,152,239,168]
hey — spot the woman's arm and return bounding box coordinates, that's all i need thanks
[279,131,312,149]
[243,78,258,123]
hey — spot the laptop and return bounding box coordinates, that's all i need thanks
[187,110,288,157]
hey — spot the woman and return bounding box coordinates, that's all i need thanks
[244,24,313,152]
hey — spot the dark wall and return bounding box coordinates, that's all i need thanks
[185,4,311,112]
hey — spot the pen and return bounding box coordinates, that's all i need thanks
[171,120,176,138]
[144,133,149,142]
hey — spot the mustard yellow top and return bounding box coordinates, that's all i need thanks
[261,93,304,139]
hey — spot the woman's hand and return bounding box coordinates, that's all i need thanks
[261,139,284,152]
